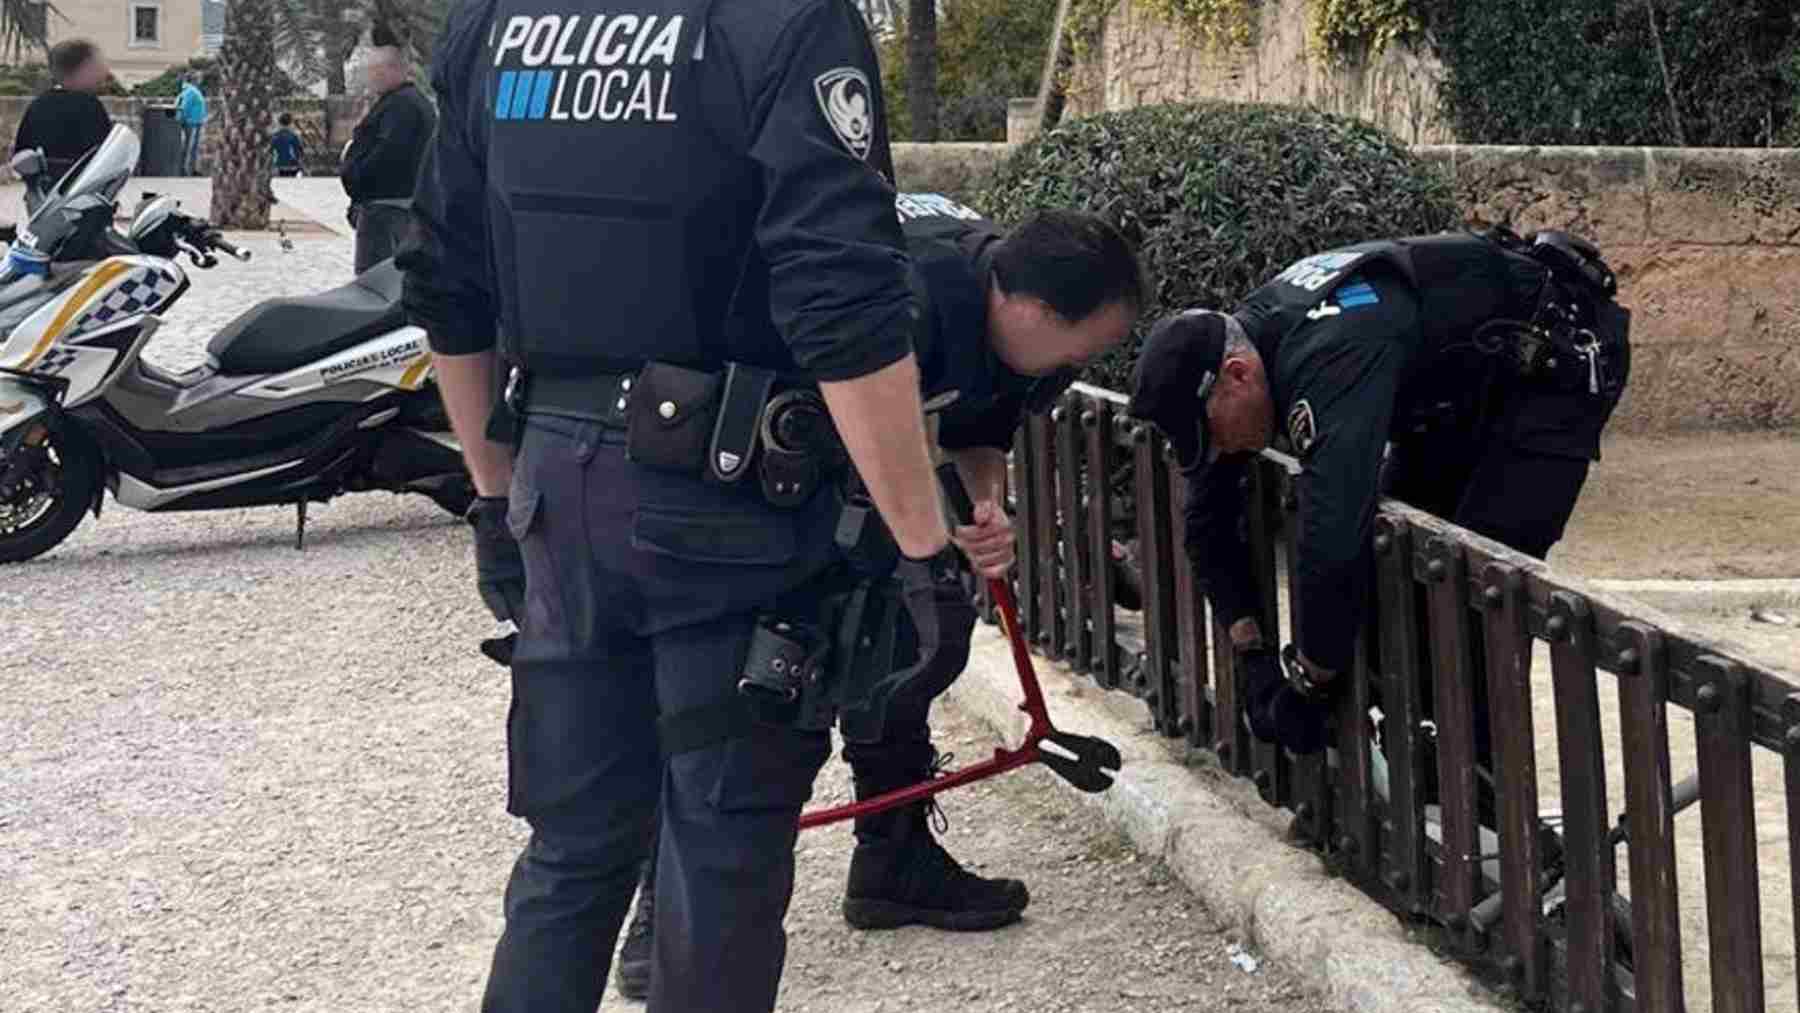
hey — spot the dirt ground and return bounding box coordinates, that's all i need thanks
[0,496,1326,1013]
[1556,430,1800,580]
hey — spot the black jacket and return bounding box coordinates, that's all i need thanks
[341,82,435,203]
[15,89,112,178]
[1183,235,1558,674]
[402,0,914,385]
[898,196,1071,452]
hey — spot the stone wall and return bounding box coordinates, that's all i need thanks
[1067,0,1450,144]
[893,141,1800,433]
[1423,146,1800,432]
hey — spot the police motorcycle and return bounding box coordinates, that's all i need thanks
[0,125,471,564]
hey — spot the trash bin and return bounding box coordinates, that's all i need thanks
[140,103,184,177]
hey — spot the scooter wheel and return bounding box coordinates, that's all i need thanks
[0,426,99,564]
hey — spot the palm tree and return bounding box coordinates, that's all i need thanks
[906,0,938,140]
[211,0,280,229]
[1,0,55,61]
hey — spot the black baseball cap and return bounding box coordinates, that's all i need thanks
[1127,310,1232,471]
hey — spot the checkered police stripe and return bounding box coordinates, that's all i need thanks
[33,347,79,375]
[72,267,180,335]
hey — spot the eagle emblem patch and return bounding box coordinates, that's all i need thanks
[814,67,873,160]
[1287,399,1317,456]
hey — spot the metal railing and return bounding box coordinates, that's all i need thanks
[996,381,1800,1013]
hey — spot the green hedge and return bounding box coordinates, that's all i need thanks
[1418,0,1798,146]
[977,102,1461,391]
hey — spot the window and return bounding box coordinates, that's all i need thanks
[130,3,162,47]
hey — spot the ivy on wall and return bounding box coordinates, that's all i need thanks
[1308,0,1419,59]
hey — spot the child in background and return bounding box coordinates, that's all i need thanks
[271,114,304,177]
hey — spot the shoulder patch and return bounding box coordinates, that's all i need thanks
[814,67,873,160]
[1287,399,1317,456]
[896,192,983,223]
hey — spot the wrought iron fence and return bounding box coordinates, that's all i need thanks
[997,381,1800,1013]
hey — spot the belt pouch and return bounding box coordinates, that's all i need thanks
[625,362,722,477]
[710,363,776,484]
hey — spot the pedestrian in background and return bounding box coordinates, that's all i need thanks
[341,31,433,275]
[15,39,113,183]
[271,113,305,178]
[176,73,207,176]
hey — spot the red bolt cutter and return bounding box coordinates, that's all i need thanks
[799,463,1124,830]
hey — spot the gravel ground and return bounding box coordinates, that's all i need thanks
[1,186,1333,1011]
[0,494,1327,1013]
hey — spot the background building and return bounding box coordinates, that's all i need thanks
[30,0,208,86]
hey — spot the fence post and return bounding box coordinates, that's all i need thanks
[1029,414,1062,661]
[1548,591,1615,1013]
[1694,655,1765,1013]
[1785,692,1800,1013]
[1479,563,1544,998]
[1170,457,1211,745]
[1617,622,1686,1013]
[1013,424,1039,643]
[1054,399,1089,674]
[1130,425,1179,733]
[1373,516,1429,914]
[1422,535,1480,949]
[1245,460,1290,805]
[1081,401,1120,688]
[1283,467,1329,844]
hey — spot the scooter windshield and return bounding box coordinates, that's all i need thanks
[55,124,140,208]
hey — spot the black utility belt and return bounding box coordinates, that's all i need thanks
[517,361,845,509]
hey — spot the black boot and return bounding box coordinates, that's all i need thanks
[614,854,655,1000]
[842,748,1030,932]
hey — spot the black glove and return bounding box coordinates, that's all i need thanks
[481,633,517,668]
[1241,648,1285,742]
[346,203,361,229]
[467,496,526,624]
[1242,647,1334,756]
[839,545,977,743]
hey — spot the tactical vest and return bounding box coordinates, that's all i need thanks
[485,0,761,375]
[1235,232,1546,359]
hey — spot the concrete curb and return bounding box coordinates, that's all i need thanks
[1591,577,1800,615]
[945,625,1508,1013]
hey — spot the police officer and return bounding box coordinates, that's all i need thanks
[1127,230,1629,755]
[607,192,1144,996]
[401,2,969,1011]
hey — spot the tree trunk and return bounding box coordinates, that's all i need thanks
[906,0,938,141]
[1642,0,1687,146]
[327,50,350,97]
[213,0,280,229]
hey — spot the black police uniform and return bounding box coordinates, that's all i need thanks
[1184,232,1629,687]
[401,1,914,1010]
[835,194,1063,917]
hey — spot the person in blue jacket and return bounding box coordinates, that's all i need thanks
[175,74,206,176]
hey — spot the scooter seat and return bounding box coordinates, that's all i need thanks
[208,260,406,376]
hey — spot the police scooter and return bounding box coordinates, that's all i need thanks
[0,125,471,564]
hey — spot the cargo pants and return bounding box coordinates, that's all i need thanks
[480,413,843,1013]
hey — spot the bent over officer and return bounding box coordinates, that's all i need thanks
[401,2,968,1011]
[1127,230,1629,755]
[609,192,1144,998]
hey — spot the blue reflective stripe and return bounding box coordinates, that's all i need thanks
[494,71,518,119]
[1334,281,1380,308]
[528,71,555,120]
[509,72,534,119]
